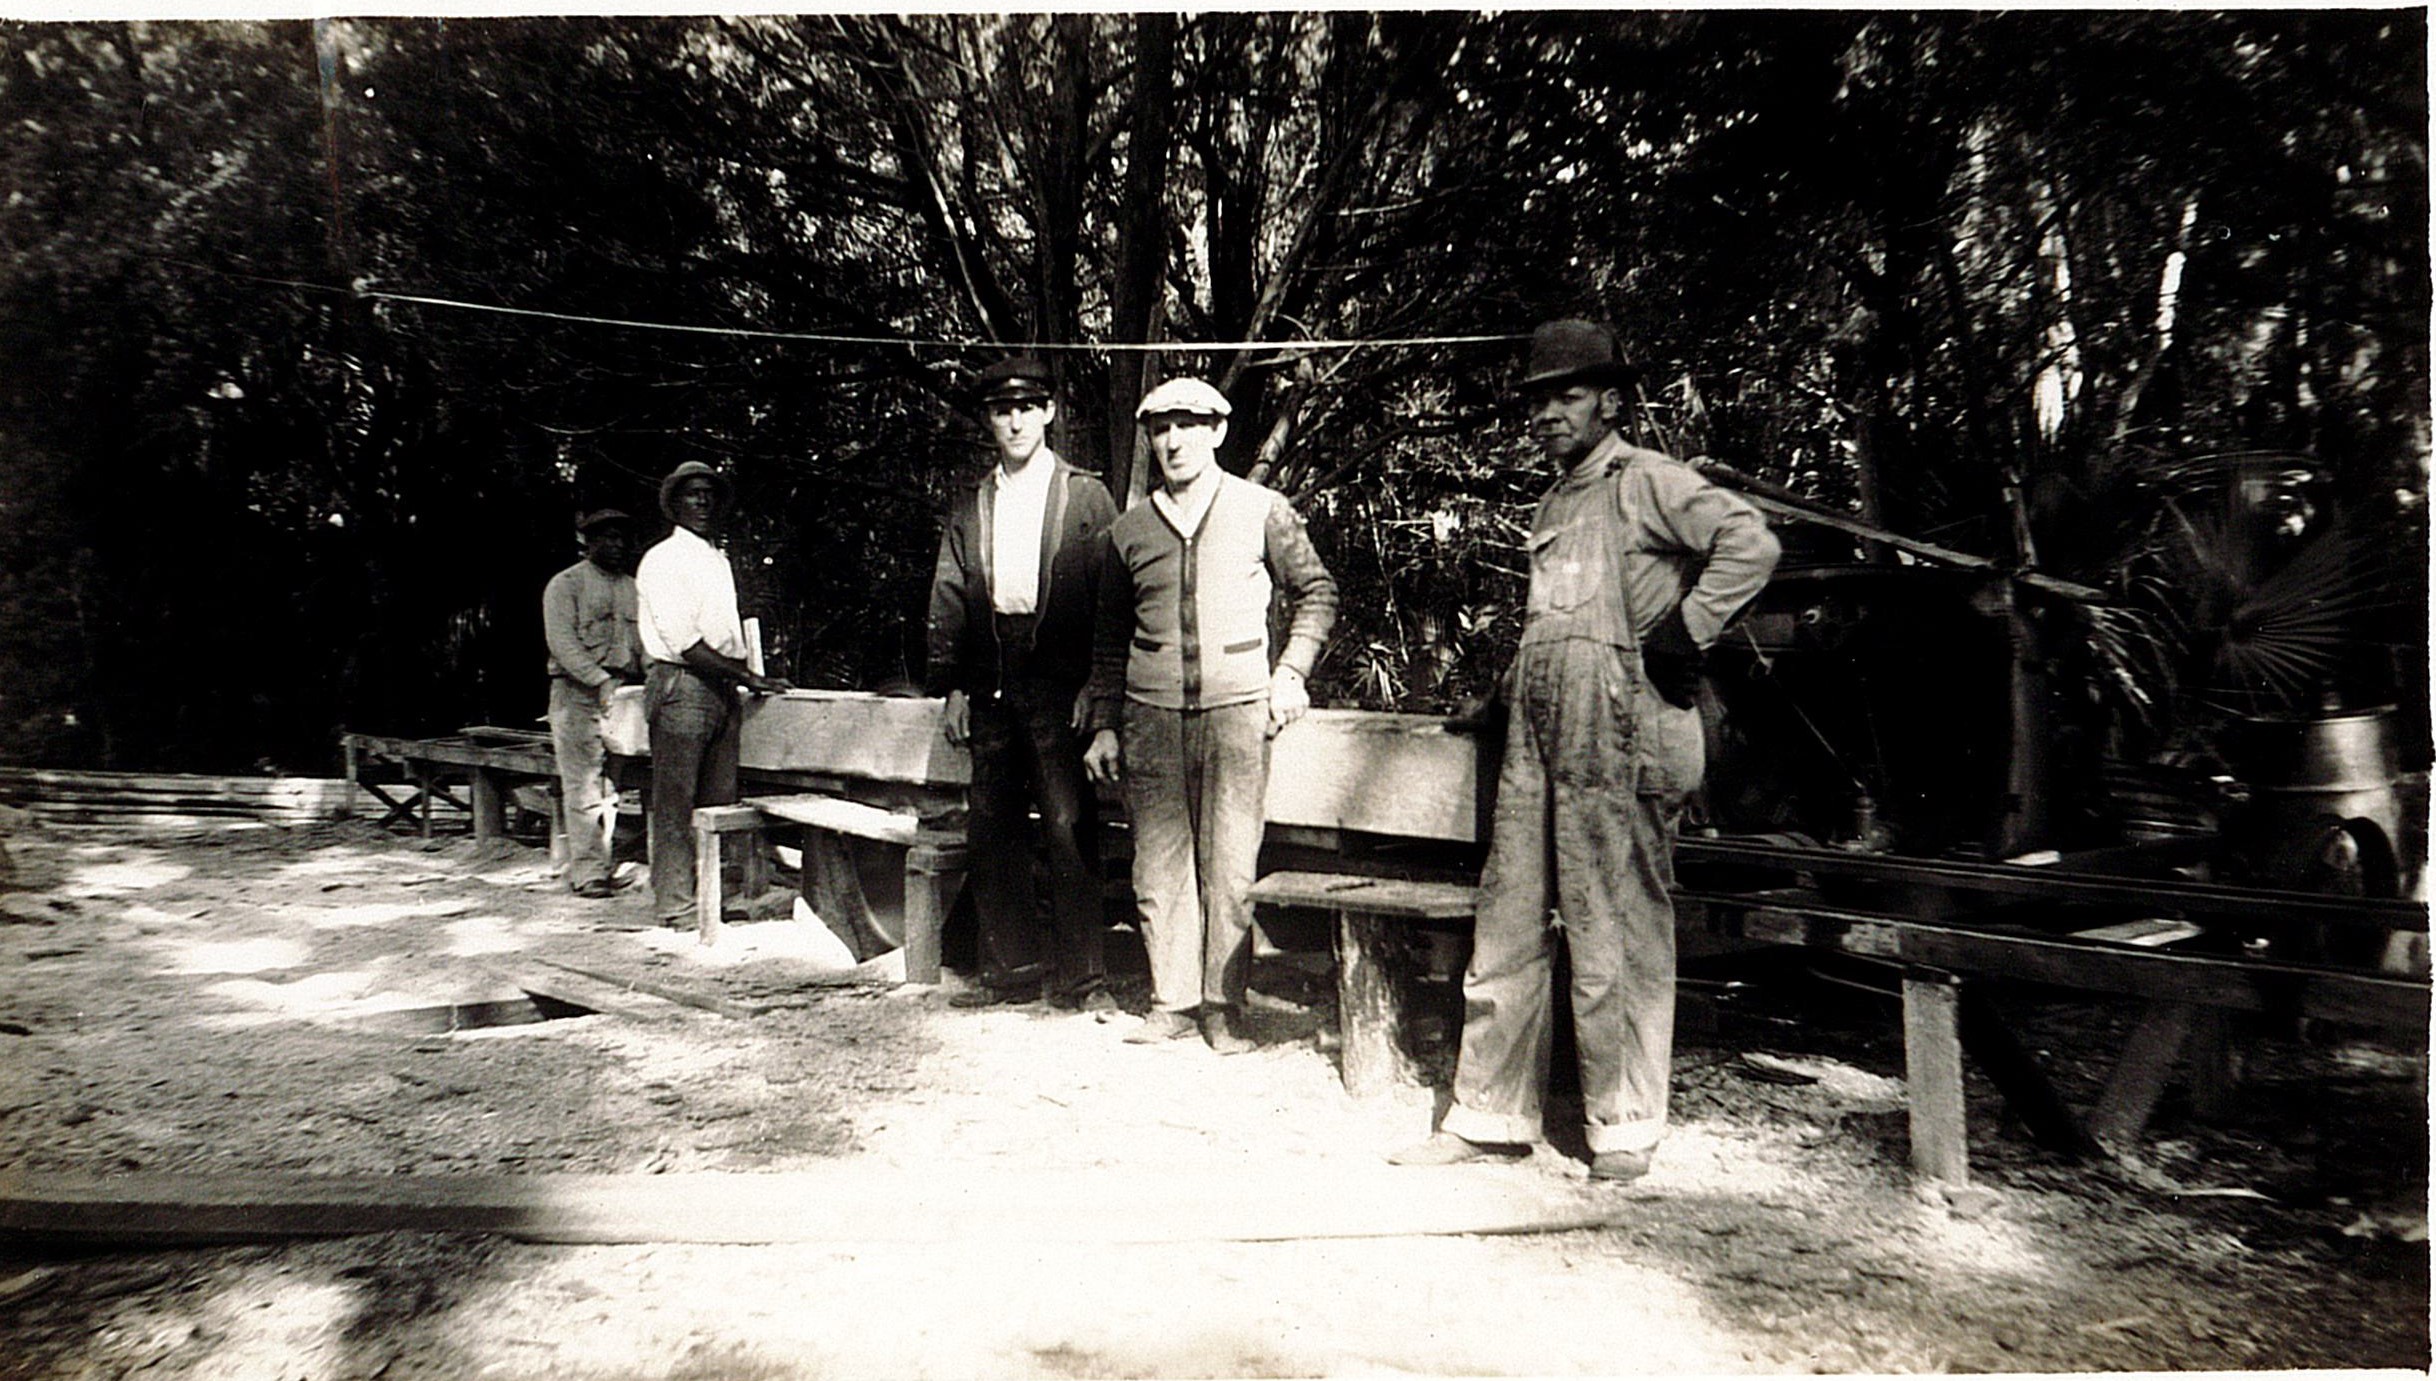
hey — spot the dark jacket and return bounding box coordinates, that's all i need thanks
[925,457,1118,697]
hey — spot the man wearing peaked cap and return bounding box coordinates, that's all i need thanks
[1083,376,1336,1054]
[1389,319,1779,1182]
[634,461,792,928]
[542,506,642,899]
[926,355,1120,1013]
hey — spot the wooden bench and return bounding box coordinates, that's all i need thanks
[340,728,566,842]
[1246,871,1478,1097]
[602,688,971,976]
[692,793,966,979]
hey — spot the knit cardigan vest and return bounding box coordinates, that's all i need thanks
[1109,473,1279,710]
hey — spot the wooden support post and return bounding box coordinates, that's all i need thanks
[2185,1006,2238,1121]
[469,769,505,842]
[740,828,769,910]
[548,785,569,874]
[2088,1000,2197,1153]
[1335,911,1417,1098]
[341,740,359,821]
[902,836,966,985]
[1902,968,1969,1185]
[415,768,434,840]
[695,818,725,948]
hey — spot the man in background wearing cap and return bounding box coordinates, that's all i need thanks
[1083,377,1337,1053]
[925,357,1119,1012]
[543,508,643,899]
[636,461,793,927]
[1390,320,1778,1181]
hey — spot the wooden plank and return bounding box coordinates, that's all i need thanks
[484,963,693,1025]
[1250,871,1478,919]
[2087,1001,2198,1152]
[1680,836,2426,930]
[525,958,765,1020]
[1902,969,1970,1185]
[0,1166,1635,1248]
[1265,710,1481,843]
[753,794,920,846]
[601,688,970,786]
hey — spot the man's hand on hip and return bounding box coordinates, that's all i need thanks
[1267,666,1310,737]
[1639,607,1704,711]
[1083,729,1123,786]
[942,689,970,747]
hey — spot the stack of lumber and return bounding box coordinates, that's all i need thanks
[0,769,351,828]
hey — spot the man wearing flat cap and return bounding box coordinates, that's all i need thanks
[1084,377,1338,1053]
[543,507,643,899]
[635,461,793,927]
[925,356,1120,1011]
[1391,320,1778,1180]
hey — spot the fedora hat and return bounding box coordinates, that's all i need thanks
[970,356,1055,407]
[1516,319,1636,393]
[657,461,733,524]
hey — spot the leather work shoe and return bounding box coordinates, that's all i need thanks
[1053,986,1121,1018]
[1385,1132,1530,1167]
[1201,1006,1256,1055]
[1124,1008,1200,1044]
[1589,1149,1653,1183]
[949,981,1044,1010]
[571,878,621,900]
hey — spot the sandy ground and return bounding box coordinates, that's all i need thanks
[0,814,2426,1379]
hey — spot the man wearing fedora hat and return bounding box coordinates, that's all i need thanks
[1391,319,1778,1180]
[543,506,644,899]
[925,356,1120,1012]
[1083,377,1338,1053]
[636,461,793,927]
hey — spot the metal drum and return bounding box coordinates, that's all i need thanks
[2221,705,2429,971]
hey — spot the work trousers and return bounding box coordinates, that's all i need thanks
[1442,640,1688,1156]
[966,678,1105,996]
[645,662,741,925]
[1121,697,1269,1014]
[548,677,618,890]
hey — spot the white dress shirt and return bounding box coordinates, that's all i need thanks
[1149,467,1223,539]
[635,525,748,664]
[989,451,1057,615]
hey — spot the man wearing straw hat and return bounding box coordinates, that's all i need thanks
[1391,320,1778,1181]
[635,461,792,928]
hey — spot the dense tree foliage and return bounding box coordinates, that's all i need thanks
[0,12,2422,777]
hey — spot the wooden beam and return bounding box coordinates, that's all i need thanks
[524,958,764,1020]
[1685,890,2429,1030]
[2087,1001,2198,1153]
[0,1166,1637,1248]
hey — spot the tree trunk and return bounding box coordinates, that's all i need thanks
[1104,13,1175,502]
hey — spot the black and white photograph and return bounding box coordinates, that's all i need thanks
[0,8,2425,1377]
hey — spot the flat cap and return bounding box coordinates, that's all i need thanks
[575,507,634,531]
[971,356,1055,405]
[1134,377,1232,421]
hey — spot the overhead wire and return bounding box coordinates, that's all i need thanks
[236,270,1533,355]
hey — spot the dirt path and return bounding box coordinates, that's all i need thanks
[0,817,2424,1378]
